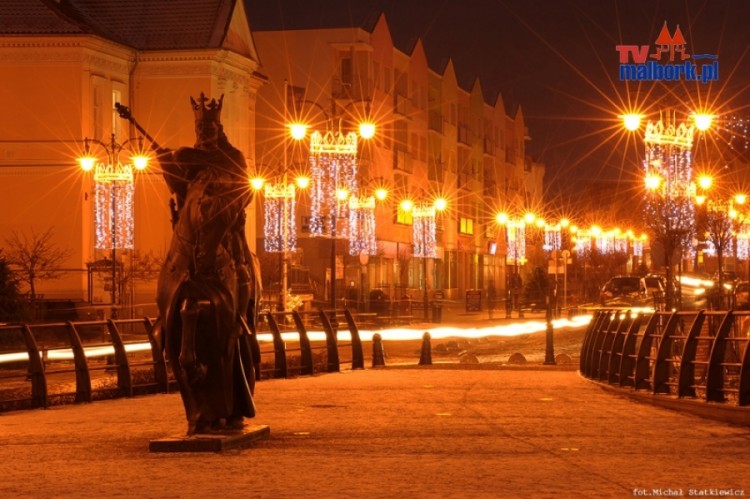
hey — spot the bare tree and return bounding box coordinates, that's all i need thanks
[3,227,73,315]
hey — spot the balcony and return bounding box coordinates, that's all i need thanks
[394,94,411,116]
[457,125,471,145]
[428,111,443,133]
[332,78,372,101]
[394,149,412,173]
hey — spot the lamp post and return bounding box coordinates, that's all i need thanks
[622,110,713,310]
[496,212,528,318]
[78,133,149,319]
[291,96,376,309]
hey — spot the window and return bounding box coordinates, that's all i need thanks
[459,217,474,235]
[396,206,413,225]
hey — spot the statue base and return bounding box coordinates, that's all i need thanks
[149,424,270,453]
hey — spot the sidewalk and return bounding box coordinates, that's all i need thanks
[1,366,748,498]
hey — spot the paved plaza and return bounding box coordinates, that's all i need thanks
[1,363,748,498]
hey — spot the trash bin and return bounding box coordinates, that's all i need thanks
[431,301,442,323]
[465,289,482,312]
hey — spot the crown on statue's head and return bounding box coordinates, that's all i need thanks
[191,92,224,124]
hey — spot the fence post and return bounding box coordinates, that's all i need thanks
[419,332,432,365]
[292,310,314,375]
[372,333,386,367]
[319,309,340,373]
[343,308,365,369]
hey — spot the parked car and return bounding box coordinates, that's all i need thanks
[599,276,650,307]
[644,275,665,297]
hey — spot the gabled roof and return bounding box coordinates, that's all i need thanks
[1,0,86,35]
[1,0,243,53]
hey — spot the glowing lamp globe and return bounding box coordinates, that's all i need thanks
[693,113,713,132]
[289,123,308,141]
[132,154,149,171]
[359,122,376,139]
[621,113,642,131]
[78,155,96,172]
[250,177,265,190]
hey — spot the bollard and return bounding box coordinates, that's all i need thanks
[372,333,386,367]
[418,332,432,365]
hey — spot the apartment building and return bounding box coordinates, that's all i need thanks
[253,14,542,305]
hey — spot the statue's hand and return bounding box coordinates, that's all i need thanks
[115,102,131,120]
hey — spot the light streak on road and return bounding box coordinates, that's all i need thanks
[0,315,593,365]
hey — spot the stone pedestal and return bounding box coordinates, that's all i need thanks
[149,424,270,453]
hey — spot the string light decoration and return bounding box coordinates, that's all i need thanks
[737,231,750,259]
[263,182,297,252]
[543,225,561,252]
[412,204,437,258]
[94,180,134,250]
[505,220,526,264]
[632,238,644,257]
[574,230,592,255]
[642,114,696,241]
[308,130,359,237]
[348,195,376,255]
[78,135,147,250]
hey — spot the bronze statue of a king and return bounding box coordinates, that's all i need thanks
[152,93,261,435]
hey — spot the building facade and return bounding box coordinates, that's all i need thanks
[252,14,543,307]
[0,0,264,318]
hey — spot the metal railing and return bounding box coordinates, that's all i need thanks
[0,308,369,412]
[580,309,750,406]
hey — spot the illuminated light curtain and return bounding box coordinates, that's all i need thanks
[412,204,437,258]
[505,221,526,264]
[575,230,591,254]
[737,231,750,259]
[643,117,696,234]
[613,233,628,253]
[348,195,376,256]
[632,239,644,257]
[263,182,296,253]
[704,240,717,256]
[94,163,134,250]
[543,226,561,251]
[308,130,359,238]
[595,232,613,254]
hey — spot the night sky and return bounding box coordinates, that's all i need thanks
[246,0,750,203]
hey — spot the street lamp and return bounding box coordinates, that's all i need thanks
[293,97,376,309]
[622,110,713,310]
[402,197,447,321]
[77,133,149,319]
[250,171,309,311]
[496,212,528,318]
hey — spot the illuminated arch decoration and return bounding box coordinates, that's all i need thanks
[308,130,359,238]
[643,115,696,238]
